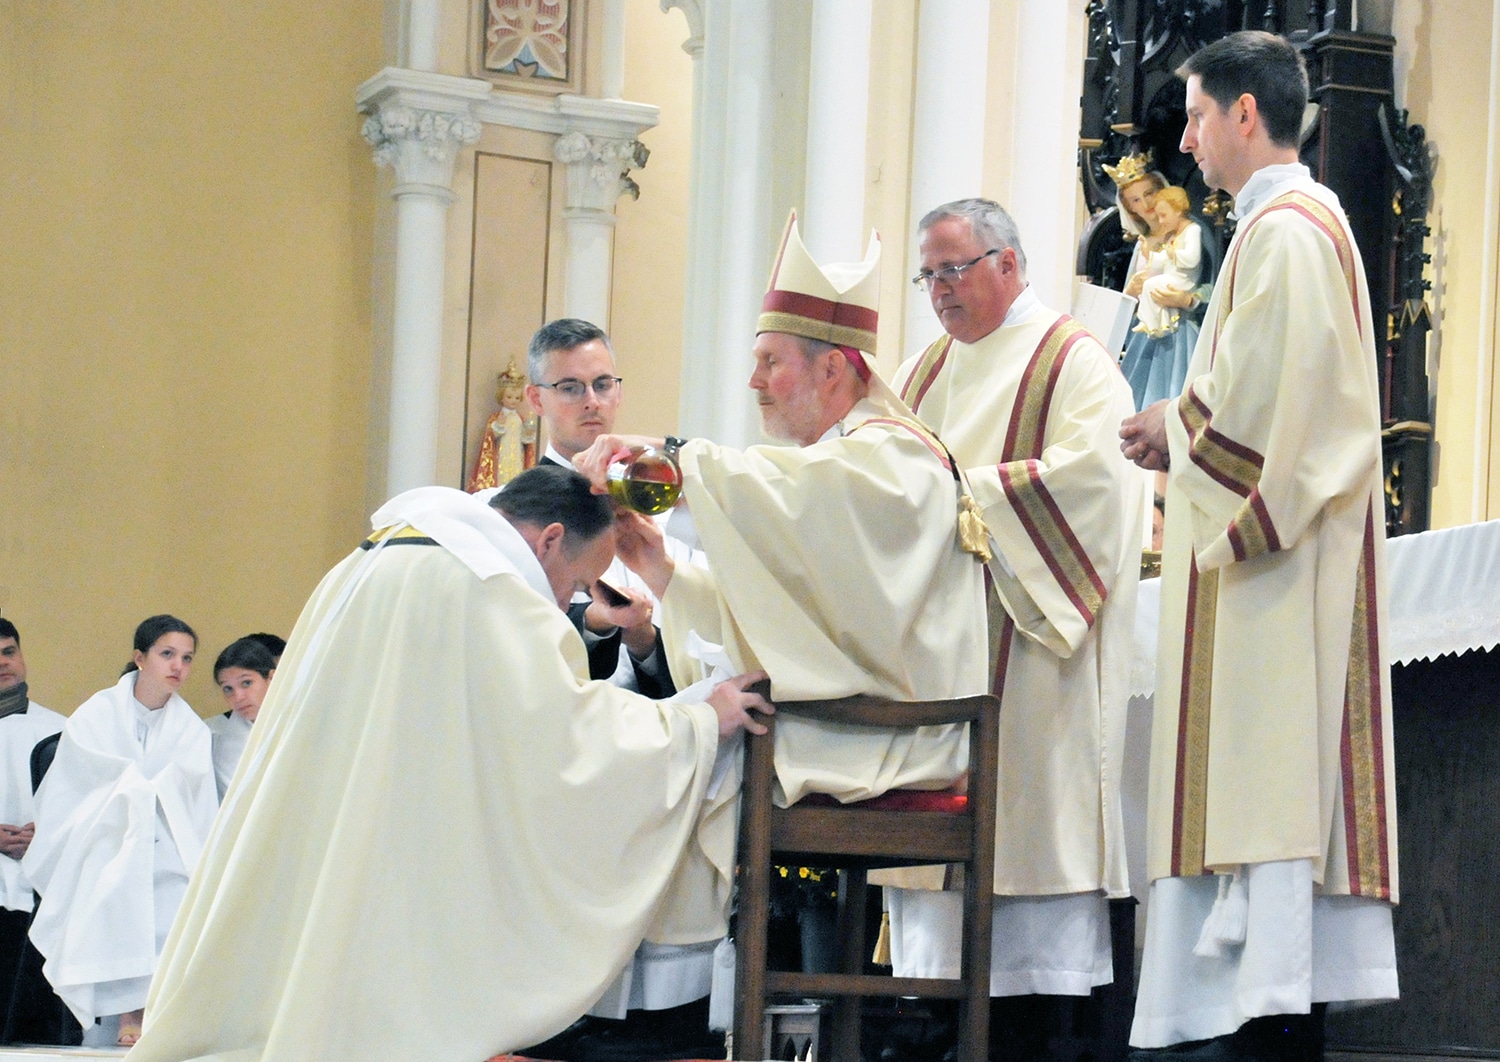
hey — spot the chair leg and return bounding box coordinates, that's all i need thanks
[956,870,994,1062]
[735,859,771,1060]
[830,869,867,1062]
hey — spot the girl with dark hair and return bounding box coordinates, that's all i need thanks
[207,637,278,799]
[22,615,217,1048]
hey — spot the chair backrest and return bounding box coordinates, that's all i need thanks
[734,689,1001,1062]
[744,691,1000,828]
[30,732,61,794]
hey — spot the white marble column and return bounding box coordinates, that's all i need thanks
[1007,0,1089,310]
[666,0,778,447]
[803,0,872,263]
[603,0,626,99]
[404,0,439,72]
[554,129,649,327]
[904,0,991,354]
[358,70,487,495]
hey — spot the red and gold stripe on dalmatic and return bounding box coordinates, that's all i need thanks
[1340,501,1393,899]
[1209,190,1362,366]
[998,459,1107,628]
[901,334,954,415]
[1001,317,1091,461]
[983,567,1017,701]
[1170,558,1220,877]
[1225,489,1282,561]
[1180,384,1265,499]
[1274,192,1362,333]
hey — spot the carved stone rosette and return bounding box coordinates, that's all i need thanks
[554,131,651,212]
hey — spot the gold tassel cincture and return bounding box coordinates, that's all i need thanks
[958,494,992,562]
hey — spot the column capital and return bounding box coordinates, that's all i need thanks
[554,131,650,211]
[660,0,705,59]
[356,68,487,193]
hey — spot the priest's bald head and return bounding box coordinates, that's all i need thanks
[916,198,1028,345]
[490,464,616,610]
[752,212,894,446]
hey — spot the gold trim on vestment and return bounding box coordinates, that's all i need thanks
[996,319,1107,624]
[1341,502,1393,899]
[1006,320,1089,460]
[755,311,876,354]
[1180,390,1264,499]
[900,334,954,414]
[365,526,438,545]
[1171,560,1219,878]
[999,462,1106,625]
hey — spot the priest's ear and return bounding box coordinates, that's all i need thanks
[528,521,568,563]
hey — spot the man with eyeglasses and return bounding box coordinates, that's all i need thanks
[876,198,1142,1062]
[523,318,684,700]
[517,319,724,1062]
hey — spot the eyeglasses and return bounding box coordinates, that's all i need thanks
[911,249,1001,291]
[536,375,623,401]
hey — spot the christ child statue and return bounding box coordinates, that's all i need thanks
[467,361,539,491]
[1131,186,1203,338]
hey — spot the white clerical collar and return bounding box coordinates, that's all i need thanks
[1001,285,1042,328]
[544,443,572,468]
[1229,163,1311,220]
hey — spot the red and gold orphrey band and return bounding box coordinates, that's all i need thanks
[1168,192,1391,896]
[999,319,1108,629]
[759,288,879,353]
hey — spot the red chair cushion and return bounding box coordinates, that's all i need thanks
[795,788,968,813]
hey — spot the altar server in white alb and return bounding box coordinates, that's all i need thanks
[574,212,990,958]
[24,615,216,1048]
[877,196,1142,1054]
[126,467,770,1062]
[0,619,66,1022]
[204,637,277,799]
[1120,30,1398,1055]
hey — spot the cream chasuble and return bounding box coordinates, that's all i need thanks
[1146,173,1398,899]
[888,305,1141,897]
[129,488,723,1062]
[652,398,988,942]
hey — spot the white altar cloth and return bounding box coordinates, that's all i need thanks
[1130,518,1500,697]
[1122,517,1500,898]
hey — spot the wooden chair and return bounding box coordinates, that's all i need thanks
[733,693,1000,1062]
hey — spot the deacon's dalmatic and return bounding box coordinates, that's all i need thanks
[1147,177,1397,900]
[889,273,1141,902]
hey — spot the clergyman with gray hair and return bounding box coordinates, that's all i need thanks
[876,197,1143,1061]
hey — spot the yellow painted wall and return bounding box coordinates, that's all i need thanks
[1391,0,1494,527]
[1,3,383,713]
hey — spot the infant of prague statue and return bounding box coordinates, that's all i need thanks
[467,361,538,491]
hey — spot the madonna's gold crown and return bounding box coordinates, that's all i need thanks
[1103,151,1153,189]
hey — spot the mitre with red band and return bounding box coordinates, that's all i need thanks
[758,211,992,562]
[758,211,881,371]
